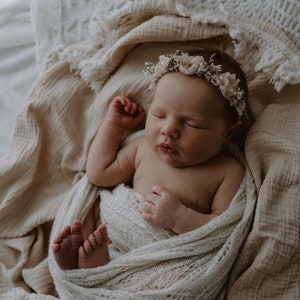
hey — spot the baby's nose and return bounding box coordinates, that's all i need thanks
[160,121,179,139]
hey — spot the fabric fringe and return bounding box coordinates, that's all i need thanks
[53,0,300,93]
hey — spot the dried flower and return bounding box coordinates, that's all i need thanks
[144,51,246,118]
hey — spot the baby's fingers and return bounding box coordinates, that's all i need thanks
[127,101,140,115]
[115,97,134,114]
[151,184,167,196]
[111,96,127,112]
[125,100,144,116]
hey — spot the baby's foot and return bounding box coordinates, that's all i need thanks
[78,224,110,268]
[52,220,84,270]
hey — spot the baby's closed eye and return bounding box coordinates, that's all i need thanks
[183,120,208,129]
[150,109,165,119]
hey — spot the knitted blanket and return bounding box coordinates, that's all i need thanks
[47,170,255,299]
[99,183,176,252]
[1,0,300,299]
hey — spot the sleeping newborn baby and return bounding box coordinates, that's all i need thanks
[53,47,248,270]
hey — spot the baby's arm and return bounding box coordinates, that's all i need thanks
[86,96,145,187]
[143,162,244,234]
[143,185,213,234]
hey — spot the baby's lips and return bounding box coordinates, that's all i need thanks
[159,143,177,154]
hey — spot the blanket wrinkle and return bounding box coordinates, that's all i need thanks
[1,0,300,299]
[226,102,300,299]
[0,61,95,295]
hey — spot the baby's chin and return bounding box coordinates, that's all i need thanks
[160,155,197,168]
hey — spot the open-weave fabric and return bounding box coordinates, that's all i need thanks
[47,170,256,299]
[1,0,300,299]
[100,184,176,252]
[31,0,300,92]
[31,0,300,69]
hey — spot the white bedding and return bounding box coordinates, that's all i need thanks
[0,0,37,156]
[0,0,100,156]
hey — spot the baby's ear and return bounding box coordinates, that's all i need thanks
[226,121,243,142]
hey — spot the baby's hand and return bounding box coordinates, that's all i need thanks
[142,184,185,232]
[106,96,145,131]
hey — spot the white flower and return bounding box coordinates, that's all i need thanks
[218,73,239,98]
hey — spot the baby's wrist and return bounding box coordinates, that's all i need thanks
[103,120,126,134]
[172,204,188,234]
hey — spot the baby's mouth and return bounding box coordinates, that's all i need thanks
[159,143,177,154]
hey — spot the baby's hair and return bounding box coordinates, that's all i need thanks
[179,47,251,149]
[181,47,249,123]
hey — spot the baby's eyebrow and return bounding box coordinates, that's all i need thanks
[149,106,164,113]
[182,112,208,121]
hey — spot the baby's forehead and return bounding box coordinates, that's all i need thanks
[156,71,210,88]
[152,84,225,115]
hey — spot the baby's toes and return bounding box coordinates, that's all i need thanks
[93,229,104,246]
[83,239,94,255]
[95,224,108,244]
[101,226,108,243]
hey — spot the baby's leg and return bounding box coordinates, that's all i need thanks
[81,196,102,240]
[78,223,110,268]
[52,220,84,270]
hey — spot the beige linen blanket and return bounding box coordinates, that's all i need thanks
[1,1,300,299]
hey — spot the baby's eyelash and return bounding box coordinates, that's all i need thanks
[184,121,207,129]
[151,111,164,118]
[185,122,199,128]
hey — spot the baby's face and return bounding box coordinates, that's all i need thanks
[145,72,232,167]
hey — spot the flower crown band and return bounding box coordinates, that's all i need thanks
[144,51,246,118]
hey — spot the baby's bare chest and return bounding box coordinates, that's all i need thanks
[133,158,220,213]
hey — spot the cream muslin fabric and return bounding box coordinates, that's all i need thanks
[1,0,299,299]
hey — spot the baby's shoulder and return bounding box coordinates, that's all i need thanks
[126,135,149,160]
[220,152,245,180]
[123,131,145,147]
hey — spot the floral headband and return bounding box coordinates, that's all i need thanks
[144,51,246,118]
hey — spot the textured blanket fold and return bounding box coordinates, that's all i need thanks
[100,184,176,252]
[1,0,300,299]
[47,168,256,299]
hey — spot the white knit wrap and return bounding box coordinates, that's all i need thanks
[48,166,256,299]
[100,184,175,253]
